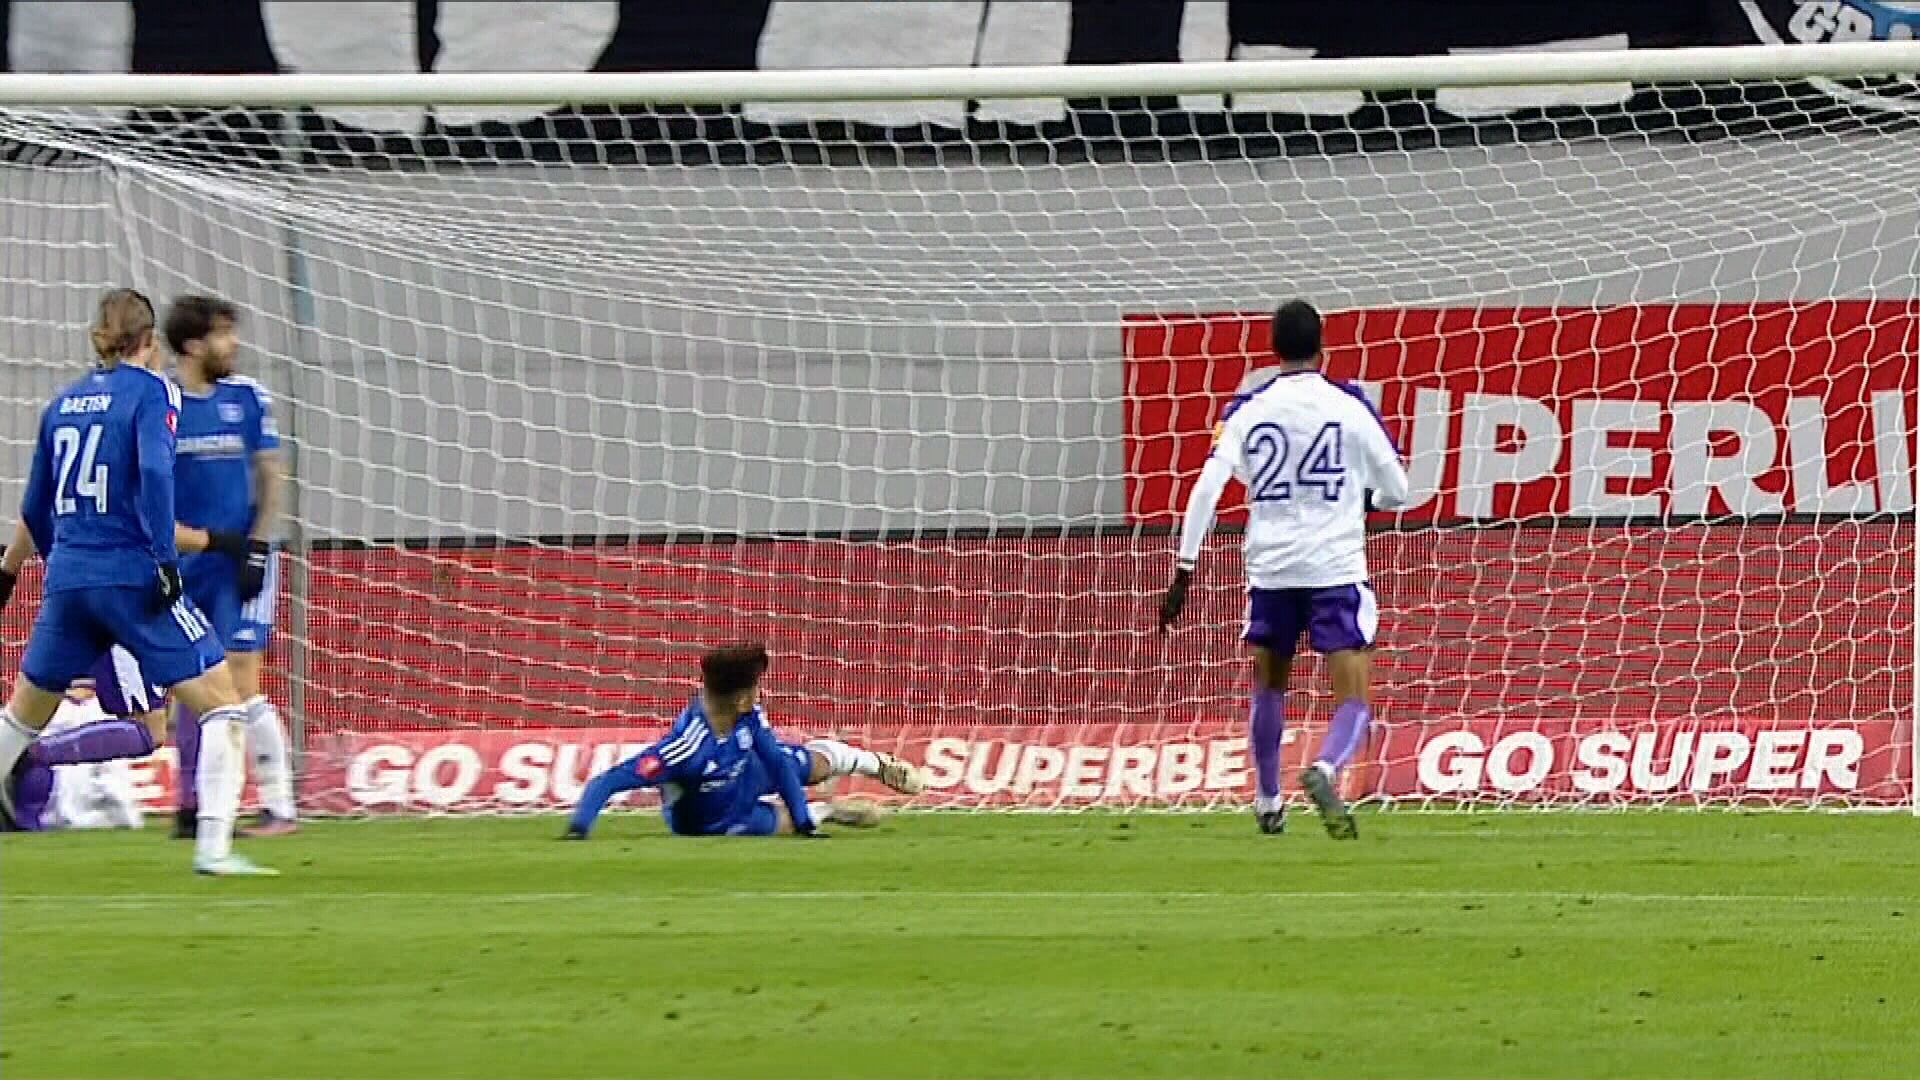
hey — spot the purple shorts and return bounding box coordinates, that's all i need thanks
[1243,583,1379,656]
[81,647,165,718]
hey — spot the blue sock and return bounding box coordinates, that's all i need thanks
[568,758,647,835]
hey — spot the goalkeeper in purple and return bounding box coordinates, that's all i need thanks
[1159,300,1410,839]
[0,290,274,875]
[564,644,925,839]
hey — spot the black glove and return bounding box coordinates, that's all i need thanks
[152,562,184,613]
[0,568,15,613]
[794,823,828,839]
[1158,566,1193,632]
[236,539,271,601]
[204,530,250,560]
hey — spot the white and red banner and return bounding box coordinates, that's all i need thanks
[1124,301,1919,525]
[285,715,1910,813]
[99,748,260,819]
[294,722,1261,814]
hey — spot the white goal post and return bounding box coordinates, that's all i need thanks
[0,43,1915,815]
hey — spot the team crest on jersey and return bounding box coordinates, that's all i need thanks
[219,402,244,424]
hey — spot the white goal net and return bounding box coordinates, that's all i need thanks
[1,47,1916,814]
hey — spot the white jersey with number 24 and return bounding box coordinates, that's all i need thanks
[1178,370,1410,590]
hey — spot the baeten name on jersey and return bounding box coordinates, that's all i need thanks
[58,394,113,415]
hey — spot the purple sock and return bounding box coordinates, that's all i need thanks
[12,762,55,831]
[1249,690,1286,799]
[28,719,156,768]
[1315,699,1373,773]
[174,704,202,812]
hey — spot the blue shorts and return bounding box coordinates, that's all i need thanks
[21,586,224,695]
[664,798,782,837]
[84,647,166,717]
[183,550,279,653]
[659,745,816,837]
[1243,583,1379,657]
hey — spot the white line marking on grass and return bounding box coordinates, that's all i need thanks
[0,891,594,909]
[746,889,1901,904]
[4,888,1902,909]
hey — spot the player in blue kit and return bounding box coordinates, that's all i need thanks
[162,296,297,838]
[563,644,926,839]
[0,290,274,875]
[3,528,172,736]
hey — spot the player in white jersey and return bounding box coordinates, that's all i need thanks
[1158,301,1409,839]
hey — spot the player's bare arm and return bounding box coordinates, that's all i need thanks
[249,450,284,544]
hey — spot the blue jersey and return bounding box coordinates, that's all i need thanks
[175,375,278,538]
[22,364,181,593]
[630,699,815,833]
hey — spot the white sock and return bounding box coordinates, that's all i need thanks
[244,696,297,820]
[0,709,40,777]
[1314,760,1336,779]
[806,800,833,824]
[194,707,246,864]
[1254,794,1283,814]
[807,738,882,779]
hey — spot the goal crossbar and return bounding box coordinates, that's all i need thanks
[0,42,1916,107]
[0,41,1913,815]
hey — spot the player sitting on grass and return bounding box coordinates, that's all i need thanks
[562,643,924,839]
[1159,299,1409,839]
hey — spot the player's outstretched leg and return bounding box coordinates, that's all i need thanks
[22,716,156,770]
[1,677,78,829]
[805,738,925,795]
[817,798,886,827]
[7,759,55,832]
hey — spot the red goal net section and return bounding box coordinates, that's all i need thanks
[1,45,1916,814]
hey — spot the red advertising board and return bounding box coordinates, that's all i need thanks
[294,713,1908,812]
[102,748,261,818]
[297,721,1271,814]
[1123,301,1919,524]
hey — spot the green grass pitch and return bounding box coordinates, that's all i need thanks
[4,812,1917,1079]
